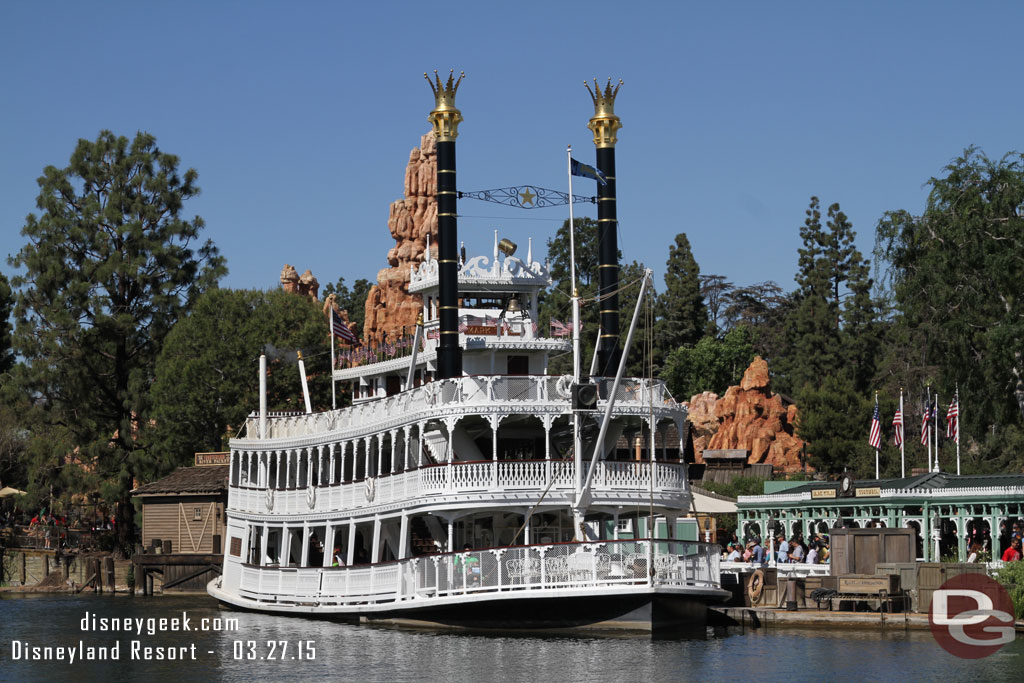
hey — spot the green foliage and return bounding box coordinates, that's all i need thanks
[663,326,754,399]
[655,233,708,367]
[795,373,877,475]
[322,276,372,339]
[7,130,225,547]
[147,289,332,471]
[543,218,635,376]
[875,147,1024,465]
[0,271,12,376]
[995,560,1024,620]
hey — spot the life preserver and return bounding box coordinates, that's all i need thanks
[306,484,316,510]
[365,477,376,502]
[264,487,275,511]
[555,374,574,399]
[748,569,765,604]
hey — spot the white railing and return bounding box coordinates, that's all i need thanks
[235,539,721,607]
[239,376,677,441]
[229,460,688,514]
[720,560,832,577]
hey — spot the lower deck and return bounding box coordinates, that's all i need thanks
[213,536,726,632]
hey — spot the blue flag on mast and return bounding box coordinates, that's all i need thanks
[570,158,607,186]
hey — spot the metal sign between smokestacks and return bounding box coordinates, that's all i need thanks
[458,186,595,209]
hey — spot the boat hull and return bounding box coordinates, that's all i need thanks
[208,580,727,634]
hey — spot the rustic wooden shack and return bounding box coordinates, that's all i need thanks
[131,456,228,592]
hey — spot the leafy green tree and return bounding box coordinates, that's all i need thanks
[876,148,1024,462]
[8,130,225,550]
[147,289,332,468]
[663,326,755,399]
[322,276,372,338]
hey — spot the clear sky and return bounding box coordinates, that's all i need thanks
[2,2,1022,299]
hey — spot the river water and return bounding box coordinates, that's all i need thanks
[0,593,1019,682]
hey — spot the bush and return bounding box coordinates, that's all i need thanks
[995,561,1024,620]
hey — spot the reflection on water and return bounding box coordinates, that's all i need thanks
[0,593,1019,682]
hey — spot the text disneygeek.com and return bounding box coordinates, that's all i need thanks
[6,611,317,663]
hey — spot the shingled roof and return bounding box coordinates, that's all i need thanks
[132,465,229,496]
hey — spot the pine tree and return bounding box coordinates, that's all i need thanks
[8,130,225,550]
[654,233,708,370]
[0,271,12,376]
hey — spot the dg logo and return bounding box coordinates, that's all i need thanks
[929,573,1016,659]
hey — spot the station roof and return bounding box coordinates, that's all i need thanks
[778,471,1024,496]
[132,466,229,497]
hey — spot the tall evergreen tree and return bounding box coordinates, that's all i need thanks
[655,233,708,365]
[778,197,878,472]
[0,271,13,376]
[8,130,225,550]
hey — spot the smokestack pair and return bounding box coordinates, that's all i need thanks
[426,71,623,379]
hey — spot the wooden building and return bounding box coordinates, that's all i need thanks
[131,456,229,593]
[133,462,229,554]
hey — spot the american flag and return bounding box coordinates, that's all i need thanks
[920,401,931,445]
[946,398,959,444]
[869,401,882,450]
[892,408,904,446]
[550,319,572,337]
[331,310,359,345]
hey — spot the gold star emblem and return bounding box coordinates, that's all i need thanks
[518,187,536,206]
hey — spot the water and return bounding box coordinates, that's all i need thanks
[0,593,1019,682]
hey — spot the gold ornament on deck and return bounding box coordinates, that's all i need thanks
[585,77,623,148]
[425,69,465,141]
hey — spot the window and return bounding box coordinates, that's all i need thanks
[194,507,202,521]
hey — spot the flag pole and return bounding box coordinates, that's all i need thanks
[955,383,961,475]
[925,386,932,472]
[934,391,940,473]
[874,392,880,479]
[567,145,581,383]
[567,145,583,528]
[899,388,905,478]
[330,307,337,410]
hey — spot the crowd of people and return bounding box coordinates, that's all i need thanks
[1000,521,1023,562]
[723,533,831,565]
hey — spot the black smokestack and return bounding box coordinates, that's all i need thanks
[426,70,465,379]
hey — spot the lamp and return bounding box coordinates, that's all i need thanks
[703,516,711,543]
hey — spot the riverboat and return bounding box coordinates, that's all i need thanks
[209,70,726,632]
[208,235,727,632]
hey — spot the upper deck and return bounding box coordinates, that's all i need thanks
[235,374,682,448]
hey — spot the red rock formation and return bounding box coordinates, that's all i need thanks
[363,132,438,345]
[703,356,808,473]
[686,391,719,463]
[280,264,320,301]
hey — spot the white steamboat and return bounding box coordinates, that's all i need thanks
[209,236,727,632]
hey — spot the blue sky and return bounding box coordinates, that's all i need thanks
[2,2,1022,299]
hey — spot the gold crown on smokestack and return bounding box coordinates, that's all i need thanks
[585,77,623,148]
[426,69,465,141]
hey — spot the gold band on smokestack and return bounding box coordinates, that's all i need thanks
[587,78,623,376]
[425,70,465,379]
